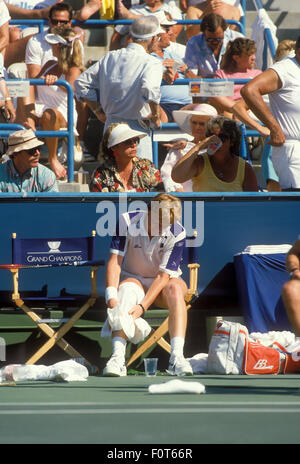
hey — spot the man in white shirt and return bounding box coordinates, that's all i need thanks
[74,15,164,161]
[23,3,88,147]
[0,1,16,121]
[184,12,244,78]
[102,193,193,377]
[241,36,300,190]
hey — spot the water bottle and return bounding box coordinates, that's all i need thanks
[207,136,222,156]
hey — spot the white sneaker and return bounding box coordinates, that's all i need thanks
[103,356,127,377]
[166,356,193,377]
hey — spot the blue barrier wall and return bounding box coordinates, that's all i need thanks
[0,192,299,303]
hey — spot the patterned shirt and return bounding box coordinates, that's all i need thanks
[90,157,162,192]
[184,28,244,77]
[0,159,58,193]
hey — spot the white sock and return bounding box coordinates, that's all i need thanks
[111,337,127,359]
[170,336,185,361]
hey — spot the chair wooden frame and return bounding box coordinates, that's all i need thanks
[126,248,200,368]
[5,231,103,367]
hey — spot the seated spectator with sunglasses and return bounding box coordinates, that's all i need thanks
[0,129,58,192]
[90,122,163,192]
[184,12,244,78]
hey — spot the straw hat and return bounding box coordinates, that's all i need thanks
[6,129,44,156]
[172,104,218,135]
[108,124,147,148]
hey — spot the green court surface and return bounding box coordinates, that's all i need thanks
[1,373,300,446]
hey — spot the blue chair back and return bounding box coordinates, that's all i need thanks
[12,233,96,266]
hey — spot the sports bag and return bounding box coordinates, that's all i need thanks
[207,320,291,375]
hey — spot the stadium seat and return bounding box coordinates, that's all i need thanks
[126,232,200,367]
[0,231,104,366]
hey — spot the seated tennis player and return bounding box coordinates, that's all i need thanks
[101,192,193,377]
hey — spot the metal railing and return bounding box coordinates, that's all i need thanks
[252,0,276,67]
[152,77,264,166]
[3,78,75,182]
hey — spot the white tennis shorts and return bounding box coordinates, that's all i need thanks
[272,140,300,189]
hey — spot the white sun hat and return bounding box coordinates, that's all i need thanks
[172,104,218,135]
[107,123,147,148]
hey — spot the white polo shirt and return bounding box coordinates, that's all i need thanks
[110,210,186,279]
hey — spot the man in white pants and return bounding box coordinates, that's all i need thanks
[101,193,193,377]
[241,36,300,191]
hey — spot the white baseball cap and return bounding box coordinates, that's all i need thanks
[108,124,147,148]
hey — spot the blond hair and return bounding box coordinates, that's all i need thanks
[148,193,182,226]
[275,39,296,62]
[51,25,85,74]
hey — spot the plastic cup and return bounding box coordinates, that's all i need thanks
[144,358,158,377]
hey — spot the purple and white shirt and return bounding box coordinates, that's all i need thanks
[110,210,186,279]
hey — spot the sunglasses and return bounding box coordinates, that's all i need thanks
[50,19,70,25]
[25,147,39,155]
[206,37,224,43]
[122,137,140,146]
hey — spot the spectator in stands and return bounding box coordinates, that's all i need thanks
[74,16,164,162]
[184,13,244,78]
[21,3,88,150]
[161,103,217,191]
[151,16,192,122]
[233,40,296,192]
[0,72,16,122]
[90,122,162,192]
[241,36,300,191]
[185,0,242,38]
[259,40,296,192]
[0,129,58,192]
[25,3,84,80]
[111,0,182,50]
[102,192,193,377]
[27,25,84,179]
[209,37,262,118]
[282,237,300,336]
[172,115,258,191]
[0,1,15,122]
[275,39,296,62]
[0,0,9,55]
[5,0,102,22]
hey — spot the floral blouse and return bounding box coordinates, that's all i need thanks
[90,157,162,192]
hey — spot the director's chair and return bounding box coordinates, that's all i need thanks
[0,230,104,366]
[126,233,200,367]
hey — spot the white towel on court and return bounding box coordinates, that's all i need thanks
[148,379,206,394]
